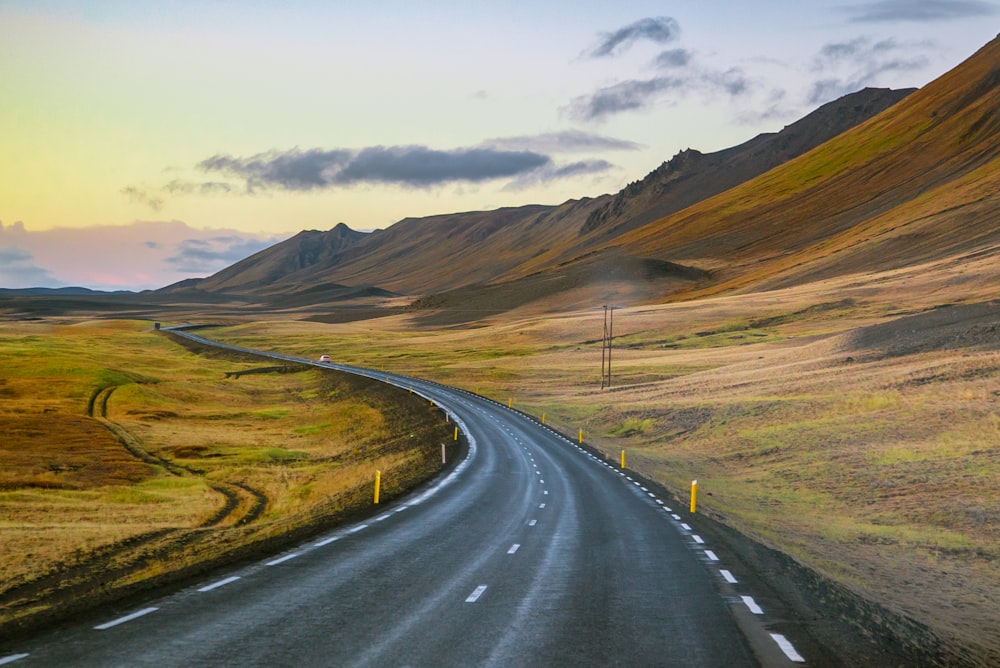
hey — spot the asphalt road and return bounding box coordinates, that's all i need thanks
[3,331,806,667]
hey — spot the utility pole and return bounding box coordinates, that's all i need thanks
[593,305,623,388]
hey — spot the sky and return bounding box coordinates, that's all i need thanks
[1,1,997,290]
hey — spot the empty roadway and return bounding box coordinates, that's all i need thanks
[4,330,803,666]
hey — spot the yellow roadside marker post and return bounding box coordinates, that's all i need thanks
[621,449,626,469]
[690,480,698,513]
[508,398,512,408]
[578,429,583,444]
[541,413,545,425]
[454,426,459,441]
[374,470,381,505]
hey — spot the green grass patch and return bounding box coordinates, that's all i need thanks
[293,423,332,435]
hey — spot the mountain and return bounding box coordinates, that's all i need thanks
[169,222,369,296]
[579,87,914,239]
[598,36,1000,298]
[173,87,915,306]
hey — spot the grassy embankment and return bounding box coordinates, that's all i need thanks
[0,320,452,635]
[210,261,1000,662]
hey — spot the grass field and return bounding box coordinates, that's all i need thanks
[1,247,996,659]
[0,320,453,634]
[207,250,1000,661]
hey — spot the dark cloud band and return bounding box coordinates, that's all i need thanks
[198,146,552,190]
[586,17,681,58]
[845,0,998,22]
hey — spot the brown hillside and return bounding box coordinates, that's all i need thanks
[555,87,913,262]
[606,36,1000,298]
[191,222,369,295]
[175,86,910,305]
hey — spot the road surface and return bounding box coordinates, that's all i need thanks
[3,330,805,666]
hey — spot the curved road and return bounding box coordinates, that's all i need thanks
[3,330,806,667]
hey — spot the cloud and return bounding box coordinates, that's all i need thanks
[807,37,929,103]
[654,48,694,69]
[0,220,285,290]
[566,68,751,122]
[165,235,275,273]
[482,130,642,153]
[504,159,615,190]
[198,145,552,191]
[0,246,64,288]
[585,17,681,58]
[703,68,751,96]
[843,0,998,22]
[567,77,687,121]
[121,185,164,211]
[162,179,235,195]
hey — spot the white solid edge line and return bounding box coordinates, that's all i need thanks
[741,595,764,614]
[704,550,720,561]
[465,585,488,603]
[198,575,241,592]
[95,607,159,630]
[720,569,738,584]
[267,552,301,566]
[770,633,806,662]
[508,543,520,554]
[0,654,29,665]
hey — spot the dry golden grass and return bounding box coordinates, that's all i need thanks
[0,320,452,632]
[208,246,1000,659]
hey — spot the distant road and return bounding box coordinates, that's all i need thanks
[6,329,805,667]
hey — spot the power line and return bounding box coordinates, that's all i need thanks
[592,305,623,388]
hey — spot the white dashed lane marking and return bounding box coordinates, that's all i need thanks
[266,553,301,566]
[720,570,738,584]
[0,654,29,665]
[508,544,520,554]
[771,633,806,663]
[704,550,720,562]
[94,607,158,630]
[741,596,764,614]
[198,576,241,592]
[465,585,488,603]
[528,519,538,526]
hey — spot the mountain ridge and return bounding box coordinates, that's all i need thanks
[168,86,918,306]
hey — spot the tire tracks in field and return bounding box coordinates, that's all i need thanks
[85,384,267,528]
[0,386,274,630]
